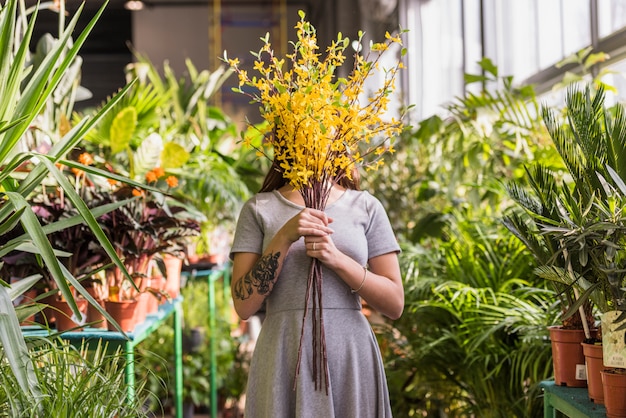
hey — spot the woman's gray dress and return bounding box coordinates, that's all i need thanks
[230,189,400,418]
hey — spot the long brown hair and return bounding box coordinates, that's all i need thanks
[259,159,361,192]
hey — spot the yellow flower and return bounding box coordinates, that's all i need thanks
[226,11,407,194]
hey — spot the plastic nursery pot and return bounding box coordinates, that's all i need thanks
[549,326,587,388]
[582,341,605,404]
[104,299,139,333]
[601,368,626,418]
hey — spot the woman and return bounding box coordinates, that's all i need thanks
[230,161,404,417]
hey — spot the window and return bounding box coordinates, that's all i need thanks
[401,0,464,120]
[598,0,626,38]
[400,0,626,120]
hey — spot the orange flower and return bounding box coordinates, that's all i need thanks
[165,175,178,188]
[145,171,159,183]
[107,178,119,186]
[132,188,145,197]
[71,167,84,177]
[78,152,94,166]
[153,167,165,178]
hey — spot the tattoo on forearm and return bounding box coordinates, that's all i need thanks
[234,252,281,300]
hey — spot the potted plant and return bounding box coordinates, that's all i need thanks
[93,171,199,330]
[505,84,626,411]
[0,337,154,416]
[503,86,604,389]
[542,86,626,415]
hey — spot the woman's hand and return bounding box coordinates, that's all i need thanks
[305,235,404,320]
[304,233,339,267]
[279,208,334,244]
[232,208,334,320]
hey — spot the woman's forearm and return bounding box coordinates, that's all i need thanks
[233,251,281,301]
[326,251,404,320]
[231,231,294,319]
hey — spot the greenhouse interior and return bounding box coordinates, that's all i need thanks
[3,0,626,417]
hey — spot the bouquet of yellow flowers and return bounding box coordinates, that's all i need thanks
[226,11,407,392]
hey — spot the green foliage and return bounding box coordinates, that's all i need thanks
[0,0,142,400]
[365,58,557,243]
[380,219,556,417]
[552,46,615,93]
[365,59,562,416]
[505,85,626,328]
[136,276,245,411]
[80,54,263,255]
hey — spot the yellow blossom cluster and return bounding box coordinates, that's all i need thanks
[226,11,407,193]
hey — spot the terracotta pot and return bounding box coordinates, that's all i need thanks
[549,326,587,387]
[86,299,108,329]
[84,287,107,329]
[105,299,139,332]
[145,275,167,306]
[39,293,57,326]
[141,290,159,316]
[163,254,183,299]
[582,342,605,404]
[601,368,626,418]
[48,298,88,332]
[135,291,156,324]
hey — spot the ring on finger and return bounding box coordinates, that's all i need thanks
[313,242,316,251]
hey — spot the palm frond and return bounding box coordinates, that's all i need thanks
[541,104,588,192]
[604,103,626,181]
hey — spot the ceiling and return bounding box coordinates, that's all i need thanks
[23,0,317,11]
[22,0,368,108]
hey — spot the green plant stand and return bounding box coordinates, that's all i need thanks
[540,380,606,418]
[181,264,231,418]
[22,297,184,418]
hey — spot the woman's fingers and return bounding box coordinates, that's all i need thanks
[283,208,334,244]
[304,234,334,253]
[298,209,333,235]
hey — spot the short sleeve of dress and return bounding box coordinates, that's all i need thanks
[230,196,264,257]
[364,192,401,259]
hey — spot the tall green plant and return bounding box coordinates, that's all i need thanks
[0,0,143,405]
[504,84,626,328]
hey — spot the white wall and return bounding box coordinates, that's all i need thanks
[131,5,210,75]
